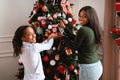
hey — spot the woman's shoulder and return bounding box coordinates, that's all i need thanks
[80,26,91,30]
[79,26,92,32]
[78,26,94,36]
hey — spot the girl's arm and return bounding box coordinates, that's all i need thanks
[33,38,54,52]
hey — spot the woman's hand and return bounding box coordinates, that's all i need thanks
[58,20,66,29]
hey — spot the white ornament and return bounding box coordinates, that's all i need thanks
[58,13,62,17]
[62,13,66,18]
[75,50,78,54]
[68,18,72,22]
[62,0,66,3]
[47,14,51,17]
[50,60,56,66]
[18,59,22,63]
[74,69,78,74]
[48,25,52,29]
[53,47,56,50]
[33,10,36,14]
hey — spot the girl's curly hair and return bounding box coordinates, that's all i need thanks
[12,25,33,57]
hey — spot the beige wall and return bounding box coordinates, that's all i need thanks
[70,0,105,29]
[0,0,35,80]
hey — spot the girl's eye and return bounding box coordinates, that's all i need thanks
[28,33,33,36]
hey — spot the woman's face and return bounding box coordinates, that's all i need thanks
[78,10,89,26]
[22,27,36,43]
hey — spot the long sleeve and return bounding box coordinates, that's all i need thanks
[64,27,93,51]
[33,38,54,52]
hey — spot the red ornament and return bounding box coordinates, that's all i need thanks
[38,17,47,27]
[33,8,38,13]
[69,64,75,71]
[28,19,32,24]
[111,27,120,36]
[115,38,120,46]
[52,25,58,33]
[54,75,59,80]
[15,72,20,77]
[43,55,49,62]
[57,65,67,74]
[71,19,76,26]
[36,3,43,9]
[111,27,116,33]
[45,68,51,74]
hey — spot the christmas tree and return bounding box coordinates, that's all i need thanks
[15,0,79,80]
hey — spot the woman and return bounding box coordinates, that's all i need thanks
[59,6,103,80]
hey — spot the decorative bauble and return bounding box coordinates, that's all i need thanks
[52,47,56,50]
[68,17,72,22]
[54,75,59,80]
[43,55,49,62]
[42,5,48,12]
[74,69,79,75]
[57,65,67,74]
[48,25,52,29]
[63,19,68,24]
[18,59,23,65]
[58,13,62,17]
[28,19,32,24]
[55,54,60,61]
[45,68,51,74]
[71,19,76,26]
[65,48,72,55]
[38,17,47,27]
[115,38,120,46]
[47,14,51,17]
[50,59,56,66]
[69,64,75,71]
[53,13,58,19]
[75,50,78,54]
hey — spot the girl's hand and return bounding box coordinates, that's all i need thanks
[47,33,58,40]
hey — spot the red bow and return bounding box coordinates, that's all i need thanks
[60,0,73,15]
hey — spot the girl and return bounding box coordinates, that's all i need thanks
[59,6,103,80]
[12,25,56,80]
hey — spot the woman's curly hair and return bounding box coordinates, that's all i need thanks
[12,25,33,57]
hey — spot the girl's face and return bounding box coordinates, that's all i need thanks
[78,10,89,26]
[22,27,36,43]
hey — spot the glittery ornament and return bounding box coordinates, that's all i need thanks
[65,48,72,55]
[55,54,60,61]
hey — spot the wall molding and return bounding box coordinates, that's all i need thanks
[0,50,13,58]
[0,35,13,57]
[0,35,13,43]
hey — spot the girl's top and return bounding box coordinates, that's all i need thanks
[20,39,53,80]
[64,26,100,64]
